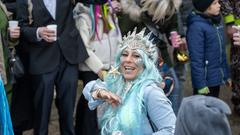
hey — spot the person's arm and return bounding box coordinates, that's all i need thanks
[164,13,178,38]
[82,80,107,110]
[83,79,121,110]
[222,47,231,87]
[73,3,104,74]
[187,23,207,90]
[1,2,20,47]
[144,85,176,135]
[222,27,231,87]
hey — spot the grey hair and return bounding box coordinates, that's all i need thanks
[141,0,182,22]
[121,0,142,22]
[121,0,182,23]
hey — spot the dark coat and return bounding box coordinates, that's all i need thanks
[186,12,230,90]
[17,0,88,75]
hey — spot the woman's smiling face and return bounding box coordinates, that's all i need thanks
[120,48,144,81]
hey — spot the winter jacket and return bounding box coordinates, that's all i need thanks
[73,3,122,74]
[186,11,230,90]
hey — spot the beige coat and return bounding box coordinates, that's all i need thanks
[73,3,122,73]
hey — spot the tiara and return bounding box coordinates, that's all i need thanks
[119,28,158,62]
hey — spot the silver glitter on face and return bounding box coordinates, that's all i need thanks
[120,49,143,68]
[119,48,144,81]
[135,58,144,67]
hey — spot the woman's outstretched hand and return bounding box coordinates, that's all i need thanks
[93,89,121,107]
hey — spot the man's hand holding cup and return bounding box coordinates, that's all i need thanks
[39,24,57,43]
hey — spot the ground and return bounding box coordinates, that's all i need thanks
[23,66,240,135]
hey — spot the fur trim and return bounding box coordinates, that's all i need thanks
[73,3,89,16]
[121,0,142,22]
[121,0,182,23]
[0,1,12,19]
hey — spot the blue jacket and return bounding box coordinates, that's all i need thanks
[186,12,230,90]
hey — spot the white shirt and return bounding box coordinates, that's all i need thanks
[43,0,56,19]
[37,0,57,40]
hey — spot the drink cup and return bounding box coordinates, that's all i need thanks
[170,31,179,48]
[47,24,57,41]
[8,21,19,38]
[8,20,18,29]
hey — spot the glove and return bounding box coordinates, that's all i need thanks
[198,87,210,94]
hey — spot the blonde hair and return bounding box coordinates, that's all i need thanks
[121,0,182,23]
[121,0,142,22]
[141,0,182,22]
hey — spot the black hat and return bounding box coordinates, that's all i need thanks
[192,0,214,12]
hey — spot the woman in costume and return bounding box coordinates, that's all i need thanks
[83,28,176,135]
[118,0,184,115]
[73,0,122,134]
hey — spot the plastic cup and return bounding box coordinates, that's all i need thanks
[47,24,57,41]
[170,31,179,48]
[8,20,18,29]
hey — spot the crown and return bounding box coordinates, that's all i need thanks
[119,28,158,62]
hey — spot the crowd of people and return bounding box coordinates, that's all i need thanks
[0,0,240,134]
